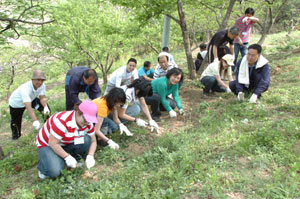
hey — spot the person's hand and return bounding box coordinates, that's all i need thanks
[64,154,77,168]
[85,155,95,169]
[32,120,40,130]
[226,87,232,93]
[149,120,159,133]
[119,123,133,136]
[43,106,50,115]
[249,93,258,103]
[179,109,185,115]
[136,118,148,127]
[169,110,177,118]
[237,92,244,102]
[107,139,120,150]
[242,17,249,23]
[213,58,219,62]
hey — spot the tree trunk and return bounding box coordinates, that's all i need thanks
[258,31,268,45]
[218,0,237,30]
[177,0,196,79]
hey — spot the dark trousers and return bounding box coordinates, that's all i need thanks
[145,94,176,119]
[10,98,50,140]
[201,76,226,94]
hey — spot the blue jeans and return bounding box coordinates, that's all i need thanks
[108,102,141,124]
[37,134,91,178]
[201,76,226,94]
[100,117,119,135]
[233,42,248,71]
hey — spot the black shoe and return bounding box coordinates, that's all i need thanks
[152,117,161,122]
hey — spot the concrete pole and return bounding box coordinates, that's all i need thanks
[162,15,170,49]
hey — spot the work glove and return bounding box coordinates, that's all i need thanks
[179,109,185,115]
[242,17,249,23]
[169,110,177,118]
[249,93,258,103]
[213,58,219,62]
[136,118,148,127]
[237,92,244,102]
[226,87,232,93]
[43,106,50,115]
[32,120,40,130]
[85,155,95,169]
[119,123,133,136]
[149,120,159,133]
[107,139,120,150]
[64,154,77,168]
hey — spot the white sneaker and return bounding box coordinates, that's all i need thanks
[237,92,244,102]
[38,170,46,180]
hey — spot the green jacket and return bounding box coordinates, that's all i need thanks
[151,76,182,112]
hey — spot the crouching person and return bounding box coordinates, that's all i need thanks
[229,44,270,103]
[35,100,98,179]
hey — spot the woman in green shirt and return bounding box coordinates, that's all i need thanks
[145,68,184,121]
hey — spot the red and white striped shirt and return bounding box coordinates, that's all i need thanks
[36,111,95,149]
[234,16,254,43]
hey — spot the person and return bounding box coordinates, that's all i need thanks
[35,100,98,179]
[9,70,51,140]
[145,68,185,121]
[104,58,139,95]
[112,78,160,132]
[92,87,131,150]
[229,44,270,103]
[200,54,234,98]
[138,61,154,81]
[207,27,240,63]
[65,66,101,110]
[158,47,178,68]
[233,8,259,67]
[195,43,207,72]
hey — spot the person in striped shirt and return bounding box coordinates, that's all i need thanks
[35,100,98,179]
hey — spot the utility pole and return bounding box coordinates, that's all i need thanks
[161,15,170,49]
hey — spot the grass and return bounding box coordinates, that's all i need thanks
[1,31,300,199]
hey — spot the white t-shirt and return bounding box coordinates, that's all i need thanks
[200,51,207,59]
[120,85,139,109]
[9,80,46,108]
[200,61,232,80]
[108,65,138,87]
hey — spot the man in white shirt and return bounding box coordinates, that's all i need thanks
[104,58,139,95]
[159,47,178,68]
[9,70,50,140]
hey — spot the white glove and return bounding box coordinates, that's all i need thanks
[64,154,77,168]
[237,92,244,102]
[136,118,148,127]
[226,87,232,93]
[242,17,249,23]
[32,120,40,130]
[149,120,159,133]
[213,58,219,62]
[85,155,95,169]
[179,109,185,115]
[169,110,177,118]
[249,93,258,103]
[119,123,133,136]
[43,106,50,115]
[107,139,120,150]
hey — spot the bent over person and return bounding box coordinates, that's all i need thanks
[9,70,50,140]
[36,100,98,179]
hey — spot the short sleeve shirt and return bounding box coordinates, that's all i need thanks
[201,61,232,80]
[234,16,254,43]
[138,66,154,77]
[209,29,233,48]
[92,97,111,118]
[120,85,138,109]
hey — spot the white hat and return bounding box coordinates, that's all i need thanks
[222,54,235,66]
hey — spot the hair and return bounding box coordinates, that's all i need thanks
[219,59,228,77]
[127,58,137,64]
[245,8,255,15]
[229,26,240,35]
[103,87,126,110]
[166,68,184,82]
[248,44,262,54]
[128,78,153,98]
[83,69,97,79]
[157,55,169,62]
[199,43,207,50]
[144,61,151,68]
[162,47,169,52]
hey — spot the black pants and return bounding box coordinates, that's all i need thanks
[9,98,50,140]
[145,94,176,120]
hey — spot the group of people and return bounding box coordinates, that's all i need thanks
[8,7,270,180]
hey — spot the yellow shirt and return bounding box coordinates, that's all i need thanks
[92,97,111,118]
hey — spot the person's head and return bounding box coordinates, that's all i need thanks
[247,44,262,66]
[83,69,97,85]
[228,27,240,39]
[220,54,234,75]
[166,68,183,85]
[31,70,46,90]
[158,55,169,70]
[245,8,255,17]
[104,87,126,110]
[162,47,169,53]
[126,58,137,73]
[199,43,207,51]
[128,78,153,98]
[143,61,151,71]
[76,100,98,127]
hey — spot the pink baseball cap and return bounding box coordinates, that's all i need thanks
[78,100,98,123]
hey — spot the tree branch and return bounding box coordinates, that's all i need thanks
[0,17,54,25]
[165,14,180,24]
